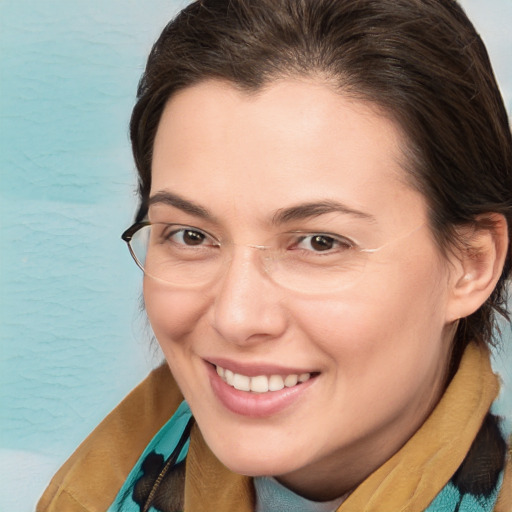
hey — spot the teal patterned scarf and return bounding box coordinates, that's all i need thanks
[107,401,508,512]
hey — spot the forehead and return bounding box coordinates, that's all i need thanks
[151,79,427,228]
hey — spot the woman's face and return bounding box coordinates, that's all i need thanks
[145,79,456,499]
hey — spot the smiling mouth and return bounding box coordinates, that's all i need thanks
[215,365,313,393]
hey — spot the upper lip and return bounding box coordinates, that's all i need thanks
[205,357,316,377]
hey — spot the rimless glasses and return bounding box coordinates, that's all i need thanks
[122,221,425,294]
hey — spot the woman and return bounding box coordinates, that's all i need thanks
[38,0,511,511]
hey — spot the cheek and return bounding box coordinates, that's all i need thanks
[291,252,450,374]
[143,279,208,344]
[290,295,384,372]
[287,263,451,441]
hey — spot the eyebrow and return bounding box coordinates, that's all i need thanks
[149,190,375,225]
[149,191,214,219]
[272,200,375,225]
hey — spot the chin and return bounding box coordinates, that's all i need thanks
[221,453,297,478]
[201,425,303,477]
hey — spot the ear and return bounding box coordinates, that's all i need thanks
[445,213,509,323]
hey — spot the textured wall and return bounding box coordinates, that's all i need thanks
[0,1,511,510]
[0,1,185,509]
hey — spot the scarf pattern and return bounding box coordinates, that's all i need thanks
[107,402,508,512]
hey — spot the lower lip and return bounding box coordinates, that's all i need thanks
[207,364,316,418]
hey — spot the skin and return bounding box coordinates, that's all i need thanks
[144,79,459,501]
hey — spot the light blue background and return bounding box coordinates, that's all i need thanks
[0,1,511,510]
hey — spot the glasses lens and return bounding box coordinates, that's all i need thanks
[263,247,369,294]
[129,223,222,286]
[126,223,423,293]
[128,223,370,292]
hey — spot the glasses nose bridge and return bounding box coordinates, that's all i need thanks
[220,241,275,280]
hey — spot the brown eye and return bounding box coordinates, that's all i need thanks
[293,233,353,253]
[161,226,210,247]
[310,235,335,251]
[182,229,206,245]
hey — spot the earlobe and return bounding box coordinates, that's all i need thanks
[446,214,508,323]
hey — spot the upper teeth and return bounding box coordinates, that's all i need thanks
[216,365,311,393]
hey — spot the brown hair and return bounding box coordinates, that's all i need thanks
[130,0,512,352]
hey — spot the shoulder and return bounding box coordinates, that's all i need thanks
[36,364,183,512]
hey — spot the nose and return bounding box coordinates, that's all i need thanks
[211,246,288,346]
